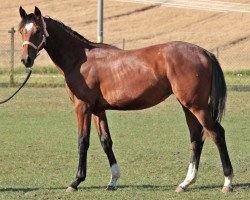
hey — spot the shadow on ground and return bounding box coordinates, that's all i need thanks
[0,182,249,193]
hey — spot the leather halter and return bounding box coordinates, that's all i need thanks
[22,34,46,51]
[22,16,49,54]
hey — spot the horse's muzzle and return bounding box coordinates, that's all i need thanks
[21,55,34,68]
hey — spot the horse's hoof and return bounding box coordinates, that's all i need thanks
[221,186,233,193]
[106,185,117,191]
[66,186,77,193]
[175,186,186,193]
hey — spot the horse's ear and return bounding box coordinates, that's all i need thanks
[19,6,27,19]
[34,6,42,19]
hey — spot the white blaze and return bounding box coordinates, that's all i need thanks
[25,23,34,32]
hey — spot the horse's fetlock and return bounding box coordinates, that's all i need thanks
[224,167,233,177]
[76,174,86,182]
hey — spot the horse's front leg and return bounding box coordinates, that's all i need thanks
[66,101,92,192]
[93,111,120,190]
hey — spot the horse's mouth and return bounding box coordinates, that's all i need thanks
[21,56,34,68]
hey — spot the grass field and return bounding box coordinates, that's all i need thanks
[0,88,249,199]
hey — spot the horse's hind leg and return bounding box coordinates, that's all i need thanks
[212,122,234,192]
[176,106,204,192]
[93,111,120,190]
[188,108,234,193]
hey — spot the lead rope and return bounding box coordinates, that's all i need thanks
[0,68,32,104]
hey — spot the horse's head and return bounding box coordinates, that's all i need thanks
[19,6,49,68]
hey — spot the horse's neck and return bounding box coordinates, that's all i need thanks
[44,19,95,75]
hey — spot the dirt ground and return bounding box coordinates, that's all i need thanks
[0,0,249,70]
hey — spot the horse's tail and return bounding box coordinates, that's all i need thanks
[206,51,227,123]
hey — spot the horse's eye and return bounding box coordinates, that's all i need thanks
[36,29,41,34]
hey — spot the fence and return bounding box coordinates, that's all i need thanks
[0,27,56,87]
[0,27,249,89]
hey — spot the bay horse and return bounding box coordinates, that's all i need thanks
[18,7,233,193]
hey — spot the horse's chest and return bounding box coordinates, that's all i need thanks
[65,71,96,104]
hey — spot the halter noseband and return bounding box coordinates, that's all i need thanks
[22,16,49,54]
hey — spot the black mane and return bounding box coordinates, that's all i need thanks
[46,17,100,47]
[46,17,116,49]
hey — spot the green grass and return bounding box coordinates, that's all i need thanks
[224,70,250,86]
[0,66,60,75]
[0,88,249,199]
[0,66,64,87]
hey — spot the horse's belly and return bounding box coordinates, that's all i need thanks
[102,79,172,110]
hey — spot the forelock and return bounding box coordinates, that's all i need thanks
[19,13,36,31]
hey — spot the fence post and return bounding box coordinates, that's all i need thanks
[8,27,15,86]
[97,0,103,43]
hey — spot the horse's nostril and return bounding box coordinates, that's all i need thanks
[21,58,25,64]
[21,55,32,67]
[27,56,31,63]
